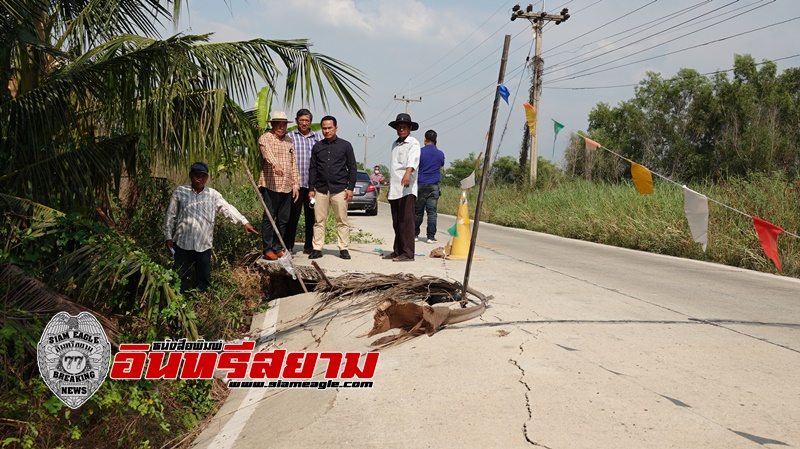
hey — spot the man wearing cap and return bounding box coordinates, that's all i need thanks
[286,108,321,255]
[164,162,258,293]
[384,113,421,262]
[415,129,446,243]
[307,115,357,260]
[258,111,300,260]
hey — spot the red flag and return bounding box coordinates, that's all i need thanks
[752,216,785,270]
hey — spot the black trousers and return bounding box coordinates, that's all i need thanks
[285,186,313,252]
[390,194,416,259]
[261,188,292,253]
[173,244,212,293]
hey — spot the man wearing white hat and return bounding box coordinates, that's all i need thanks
[258,111,300,260]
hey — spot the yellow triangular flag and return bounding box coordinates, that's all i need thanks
[629,160,654,194]
[584,137,601,151]
[523,102,536,137]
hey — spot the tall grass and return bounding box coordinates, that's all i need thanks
[437,175,800,278]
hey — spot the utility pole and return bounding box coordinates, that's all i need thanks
[511,3,570,184]
[393,95,422,113]
[357,128,375,169]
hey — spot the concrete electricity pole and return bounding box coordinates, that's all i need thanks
[511,3,570,184]
[393,95,422,113]
[357,129,375,169]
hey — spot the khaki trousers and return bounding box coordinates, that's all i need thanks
[313,190,349,250]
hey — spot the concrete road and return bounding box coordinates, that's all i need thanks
[192,204,800,449]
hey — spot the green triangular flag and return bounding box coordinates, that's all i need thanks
[552,119,565,158]
[447,224,458,237]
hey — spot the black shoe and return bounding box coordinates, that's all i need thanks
[339,250,351,260]
[302,248,313,255]
[309,250,323,259]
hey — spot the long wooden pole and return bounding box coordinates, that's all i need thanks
[460,34,511,306]
[242,159,308,293]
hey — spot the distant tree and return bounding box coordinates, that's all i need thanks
[567,54,800,182]
[443,152,481,187]
[490,156,518,184]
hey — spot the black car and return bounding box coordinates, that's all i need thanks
[348,170,378,215]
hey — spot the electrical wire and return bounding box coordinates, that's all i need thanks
[545,14,800,84]
[543,53,800,90]
[544,0,753,76]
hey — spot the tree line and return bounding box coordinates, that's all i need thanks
[564,54,800,182]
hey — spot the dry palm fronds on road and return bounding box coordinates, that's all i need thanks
[312,272,489,347]
[315,272,464,306]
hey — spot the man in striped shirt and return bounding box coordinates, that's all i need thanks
[258,111,300,259]
[286,108,321,255]
[164,162,258,293]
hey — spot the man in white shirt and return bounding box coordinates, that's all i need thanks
[384,113,420,262]
[164,162,258,293]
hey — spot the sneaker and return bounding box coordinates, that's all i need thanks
[427,238,438,244]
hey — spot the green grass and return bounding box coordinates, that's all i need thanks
[436,175,799,278]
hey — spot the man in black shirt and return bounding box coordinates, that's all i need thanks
[307,116,357,259]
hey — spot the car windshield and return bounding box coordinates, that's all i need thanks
[356,171,371,181]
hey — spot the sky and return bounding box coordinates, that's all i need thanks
[176,0,800,170]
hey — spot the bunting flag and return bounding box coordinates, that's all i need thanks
[552,119,565,157]
[447,224,458,237]
[584,136,601,151]
[683,187,709,251]
[460,171,476,190]
[523,102,537,137]
[498,84,510,104]
[629,160,654,194]
[752,216,785,270]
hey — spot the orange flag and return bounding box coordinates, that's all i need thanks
[584,137,601,151]
[523,102,536,137]
[629,160,654,194]
[752,216,785,270]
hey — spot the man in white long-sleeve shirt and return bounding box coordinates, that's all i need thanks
[164,162,258,293]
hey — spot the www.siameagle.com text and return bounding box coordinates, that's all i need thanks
[227,379,374,389]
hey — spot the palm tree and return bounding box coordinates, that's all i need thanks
[0,0,366,338]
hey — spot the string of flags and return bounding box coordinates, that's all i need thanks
[574,130,798,270]
[472,88,796,270]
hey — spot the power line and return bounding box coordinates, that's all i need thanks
[544,0,753,76]
[544,0,714,69]
[408,0,514,86]
[542,53,800,90]
[542,0,658,56]
[545,13,800,85]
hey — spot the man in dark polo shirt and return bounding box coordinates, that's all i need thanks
[415,129,446,243]
[307,116,357,260]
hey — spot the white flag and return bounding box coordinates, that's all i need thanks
[683,187,709,252]
[460,171,476,190]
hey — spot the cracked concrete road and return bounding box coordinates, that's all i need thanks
[192,203,800,449]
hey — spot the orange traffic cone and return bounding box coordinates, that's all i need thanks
[447,191,472,260]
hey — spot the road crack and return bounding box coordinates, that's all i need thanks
[510,336,553,448]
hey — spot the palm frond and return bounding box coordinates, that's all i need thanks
[0,262,120,344]
[55,243,199,339]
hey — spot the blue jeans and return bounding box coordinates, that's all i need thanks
[415,183,440,240]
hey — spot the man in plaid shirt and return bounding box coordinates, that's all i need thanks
[286,108,321,255]
[258,111,300,260]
